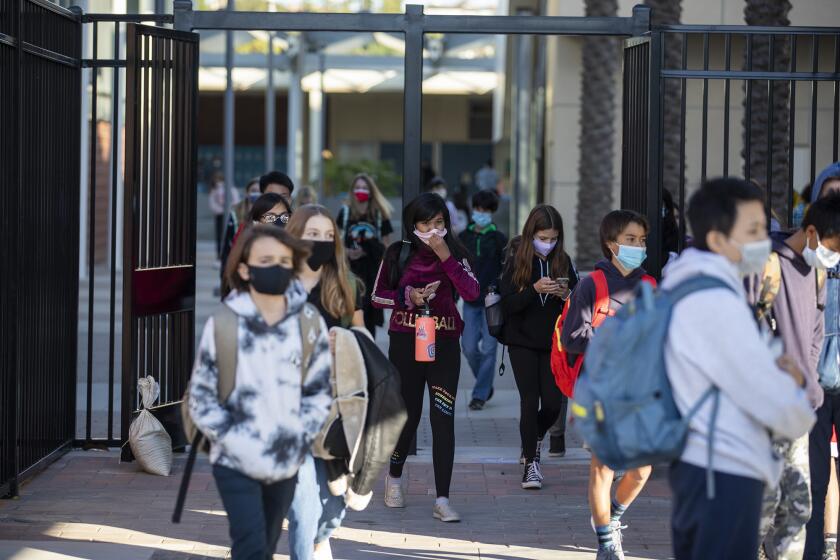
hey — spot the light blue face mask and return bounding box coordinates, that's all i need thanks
[472,211,492,228]
[614,244,647,271]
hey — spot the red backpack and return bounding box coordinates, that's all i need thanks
[550,270,656,398]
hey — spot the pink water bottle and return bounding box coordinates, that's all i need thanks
[415,305,436,362]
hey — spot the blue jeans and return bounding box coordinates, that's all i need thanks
[287,455,347,560]
[462,302,497,401]
[212,464,297,560]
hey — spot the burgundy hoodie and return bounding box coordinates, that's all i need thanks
[371,242,480,339]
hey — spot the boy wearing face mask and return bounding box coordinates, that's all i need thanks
[458,190,508,410]
[771,193,840,560]
[755,194,840,560]
[661,178,815,560]
[560,210,653,559]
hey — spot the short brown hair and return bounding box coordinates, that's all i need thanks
[224,225,311,293]
[600,210,649,260]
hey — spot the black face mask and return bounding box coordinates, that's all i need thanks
[247,265,293,295]
[307,240,336,271]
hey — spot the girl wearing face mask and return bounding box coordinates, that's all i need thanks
[220,193,293,299]
[371,193,480,523]
[188,225,332,560]
[499,205,579,490]
[285,205,364,560]
[337,174,394,337]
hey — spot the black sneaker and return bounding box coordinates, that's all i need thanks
[549,435,566,457]
[468,398,485,411]
[521,460,542,489]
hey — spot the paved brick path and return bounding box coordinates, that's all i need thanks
[0,453,672,559]
[5,240,674,559]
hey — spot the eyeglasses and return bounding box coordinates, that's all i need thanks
[260,212,291,225]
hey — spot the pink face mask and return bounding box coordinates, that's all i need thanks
[414,228,448,244]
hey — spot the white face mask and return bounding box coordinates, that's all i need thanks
[414,228,447,244]
[803,234,840,270]
[733,238,772,277]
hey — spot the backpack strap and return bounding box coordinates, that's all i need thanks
[299,302,321,382]
[641,274,657,288]
[666,275,734,303]
[817,269,827,311]
[213,305,239,402]
[591,270,610,329]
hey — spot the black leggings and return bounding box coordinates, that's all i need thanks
[509,346,566,460]
[388,332,460,498]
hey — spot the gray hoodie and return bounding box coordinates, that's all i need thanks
[663,249,815,485]
[188,282,332,483]
[767,232,826,409]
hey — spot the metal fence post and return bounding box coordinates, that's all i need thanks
[402,4,424,205]
[646,30,664,277]
[173,1,193,33]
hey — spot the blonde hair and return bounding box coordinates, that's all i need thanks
[348,173,392,222]
[285,205,358,319]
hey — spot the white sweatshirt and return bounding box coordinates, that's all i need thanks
[188,283,332,483]
[662,248,815,486]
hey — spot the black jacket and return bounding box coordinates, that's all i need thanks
[459,224,508,304]
[347,329,408,496]
[499,252,579,351]
[560,259,650,362]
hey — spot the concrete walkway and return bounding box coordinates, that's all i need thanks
[0,348,673,559]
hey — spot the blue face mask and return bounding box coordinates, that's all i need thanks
[472,211,492,228]
[248,192,261,203]
[614,244,647,271]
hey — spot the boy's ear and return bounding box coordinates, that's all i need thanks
[705,230,727,255]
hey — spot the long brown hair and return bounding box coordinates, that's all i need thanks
[285,204,358,319]
[509,204,570,291]
[224,225,311,293]
[348,173,393,221]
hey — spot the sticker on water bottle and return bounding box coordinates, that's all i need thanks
[427,343,436,359]
[417,323,428,341]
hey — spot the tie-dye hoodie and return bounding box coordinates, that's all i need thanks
[188,282,332,483]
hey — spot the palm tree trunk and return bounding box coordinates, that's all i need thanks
[576,0,619,267]
[743,0,791,225]
[645,0,683,198]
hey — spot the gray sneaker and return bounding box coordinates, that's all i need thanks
[432,501,461,522]
[384,475,404,508]
[595,544,625,560]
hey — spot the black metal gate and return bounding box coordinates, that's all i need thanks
[623,26,840,276]
[0,0,81,497]
[121,23,199,460]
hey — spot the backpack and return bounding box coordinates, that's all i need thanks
[571,276,734,498]
[551,270,656,398]
[173,302,321,523]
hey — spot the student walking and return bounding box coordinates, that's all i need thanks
[372,192,480,522]
[284,205,365,560]
[188,225,332,560]
[336,174,394,337]
[787,192,840,560]
[758,194,840,560]
[560,210,652,559]
[664,177,815,560]
[500,205,577,490]
[209,174,241,258]
[458,189,508,410]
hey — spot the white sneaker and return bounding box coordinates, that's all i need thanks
[313,540,333,560]
[384,475,405,508]
[433,501,461,522]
